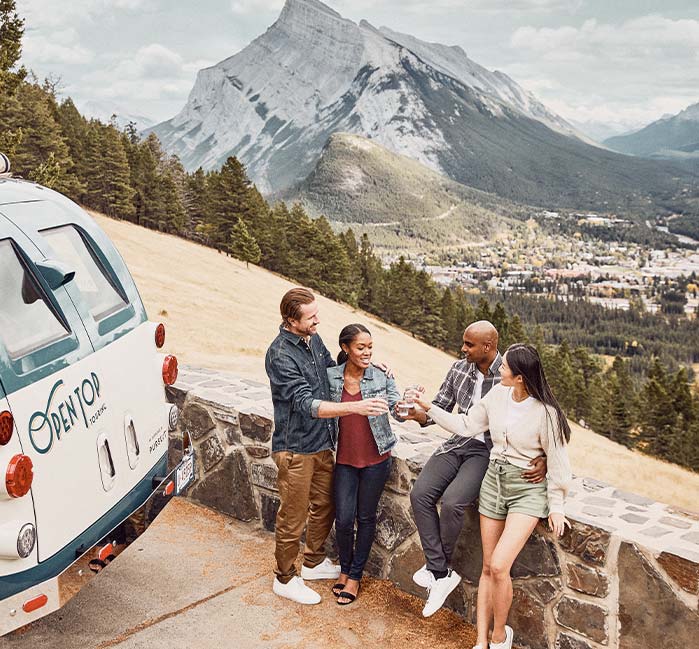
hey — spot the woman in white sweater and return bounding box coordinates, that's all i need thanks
[414,343,572,649]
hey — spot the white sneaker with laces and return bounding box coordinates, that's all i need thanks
[489,625,514,649]
[422,569,462,617]
[412,564,433,588]
[300,557,341,581]
[272,576,321,605]
[472,645,484,649]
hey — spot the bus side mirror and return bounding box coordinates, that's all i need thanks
[36,259,75,290]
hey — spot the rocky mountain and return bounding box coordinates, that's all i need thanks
[285,132,524,253]
[149,0,694,212]
[604,103,699,159]
[80,100,155,131]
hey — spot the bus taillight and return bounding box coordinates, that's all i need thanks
[162,355,178,386]
[0,411,13,446]
[6,454,33,498]
[155,323,166,348]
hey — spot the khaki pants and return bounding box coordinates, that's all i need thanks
[272,449,335,583]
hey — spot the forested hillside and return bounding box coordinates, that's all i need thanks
[1,1,698,473]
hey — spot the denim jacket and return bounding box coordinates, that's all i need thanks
[326,363,401,455]
[265,325,336,454]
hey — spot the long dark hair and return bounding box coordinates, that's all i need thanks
[337,323,371,364]
[505,343,571,444]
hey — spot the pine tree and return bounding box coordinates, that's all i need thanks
[229,218,261,268]
[0,0,26,96]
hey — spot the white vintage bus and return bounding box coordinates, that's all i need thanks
[0,154,194,635]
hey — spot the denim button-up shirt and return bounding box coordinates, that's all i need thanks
[265,325,336,454]
[326,363,401,455]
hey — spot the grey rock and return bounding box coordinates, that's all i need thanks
[554,596,608,644]
[260,491,280,532]
[188,449,259,522]
[245,445,271,459]
[511,532,561,579]
[618,542,699,648]
[251,462,278,491]
[555,633,594,649]
[200,435,224,472]
[510,585,548,649]
[659,516,692,530]
[385,458,412,495]
[620,513,649,524]
[639,526,671,538]
[582,506,613,518]
[680,531,699,544]
[375,494,416,552]
[581,478,609,492]
[612,489,654,506]
[387,539,428,600]
[406,454,430,474]
[223,425,242,446]
[581,496,616,507]
[567,562,609,597]
[559,521,611,566]
[181,401,216,441]
[239,411,273,443]
[165,384,188,410]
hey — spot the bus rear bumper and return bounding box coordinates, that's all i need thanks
[0,449,195,637]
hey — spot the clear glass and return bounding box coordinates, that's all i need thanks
[0,240,68,359]
[41,226,126,321]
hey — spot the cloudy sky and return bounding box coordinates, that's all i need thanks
[15,0,699,136]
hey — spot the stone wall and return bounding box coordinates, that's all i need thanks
[167,367,699,649]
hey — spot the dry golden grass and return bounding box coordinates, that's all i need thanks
[93,212,699,512]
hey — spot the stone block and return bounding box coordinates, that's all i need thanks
[619,542,699,648]
[555,633,594,649]
[620,513,649,524]
[245,445,271,459]
[239,411,273,443]
[566,562,609,597]
[510,585,548,649]
[211,407,239,426]
[364,546,387,579]
[387,540,428,599]
[406,454,430,474]
[659,516,692,530]
[512,532,561,579]
[251,462,278,491]
[657,552,699,595]
[612,489,654,506]
[375,493,416,552]
[260,491,280,532]
[223,425,242,446]
[554,596,608,644]
[165,384,188,410]
[181,401,215,441]
[639,526,671,538]
[559,521,611,566]
[200,435,224,472]
[385,458,412,495]
[189,449,258,522]
[451,507,483,585]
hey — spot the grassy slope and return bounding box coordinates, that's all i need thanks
[93,212,699,512]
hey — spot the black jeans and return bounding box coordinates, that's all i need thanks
[410,439,490,574]
[334,458,391,581]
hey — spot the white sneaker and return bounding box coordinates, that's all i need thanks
[272,576,321,605]
[422,569,461,617]
[300,557,341,581]
[412,564,433,588]
[489,625,514,649]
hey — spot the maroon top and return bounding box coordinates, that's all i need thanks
[336,388,391,468]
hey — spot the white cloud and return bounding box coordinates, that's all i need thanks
[506,14,699,123]
[230,0,283,15]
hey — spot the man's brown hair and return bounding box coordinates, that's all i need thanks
[280,287,315,326]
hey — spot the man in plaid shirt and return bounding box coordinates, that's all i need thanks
[404,321,547,617]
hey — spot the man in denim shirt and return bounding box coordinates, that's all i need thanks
[403,321,546,617]
[265,288,388,605]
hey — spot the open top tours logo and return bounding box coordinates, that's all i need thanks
[28,372,107,454]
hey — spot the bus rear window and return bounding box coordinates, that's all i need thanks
[0,240,69,360]
[42,226,127,321]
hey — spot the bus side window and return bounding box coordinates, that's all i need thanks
[0,239,69,360]
[40,226,128,322]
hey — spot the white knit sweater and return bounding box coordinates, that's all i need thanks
[429,384,572,514]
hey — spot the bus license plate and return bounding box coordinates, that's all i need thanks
[175,452,195,495]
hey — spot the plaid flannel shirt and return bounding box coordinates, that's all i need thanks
[427,352,503,454]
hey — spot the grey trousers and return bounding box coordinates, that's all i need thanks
[409,438,490,573]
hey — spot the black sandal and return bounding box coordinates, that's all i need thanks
[337,587,359,605]
[332,583,346,597]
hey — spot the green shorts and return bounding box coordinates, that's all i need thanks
[478,459,549,520]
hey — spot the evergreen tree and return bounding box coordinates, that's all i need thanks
[0,0,26,96]
[229,218,261,268]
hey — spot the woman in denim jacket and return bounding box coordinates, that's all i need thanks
[326,323,401,605]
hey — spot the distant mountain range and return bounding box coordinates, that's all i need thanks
[604,102,699,159]
[80,100,155,131]
[149,0,695,214]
